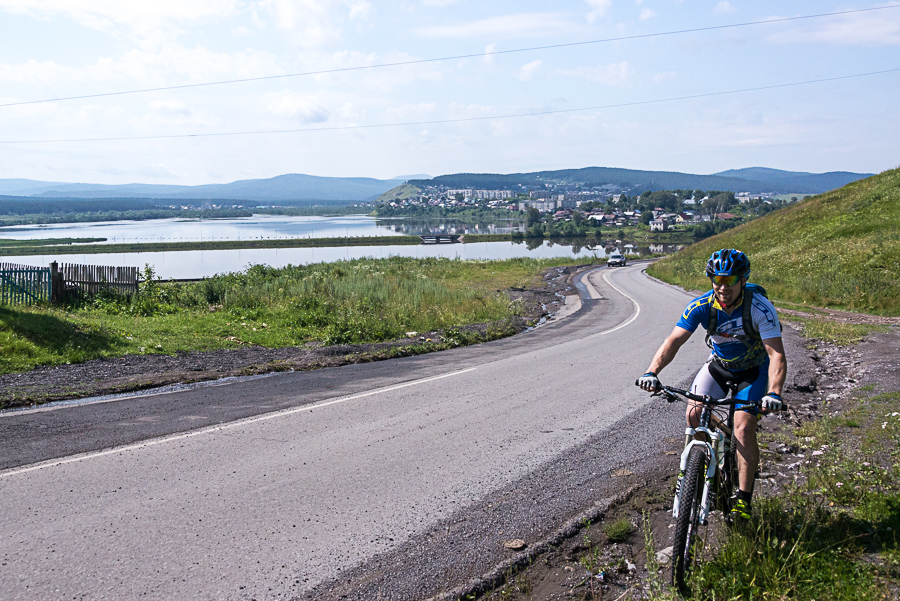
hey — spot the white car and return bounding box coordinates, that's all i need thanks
[607,253,627,267]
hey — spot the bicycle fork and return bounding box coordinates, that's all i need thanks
[672,427,725,526]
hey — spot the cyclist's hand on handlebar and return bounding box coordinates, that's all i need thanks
[761,392,786,412]
[636,372,661,392]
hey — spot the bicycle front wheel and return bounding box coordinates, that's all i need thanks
[672,444,707,589]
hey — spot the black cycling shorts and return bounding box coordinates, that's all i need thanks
[689,356,769,417]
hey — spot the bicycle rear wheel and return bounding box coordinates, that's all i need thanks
[672,445,707,589]
[717,435,737,511]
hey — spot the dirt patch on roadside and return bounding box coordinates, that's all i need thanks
[0,265,585,409]
[473,320,900,601]
[778,306,900,327]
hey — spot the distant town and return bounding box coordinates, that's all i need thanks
[372,180,799,232]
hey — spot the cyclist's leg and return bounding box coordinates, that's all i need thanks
[688,357,726,428]
[730,362,768,515]
[733,411,759,495]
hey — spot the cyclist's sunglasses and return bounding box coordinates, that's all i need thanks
[710,274,742,286]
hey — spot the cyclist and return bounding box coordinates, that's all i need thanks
[637,248,787,520]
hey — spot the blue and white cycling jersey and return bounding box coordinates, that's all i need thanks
[676,289,781,369]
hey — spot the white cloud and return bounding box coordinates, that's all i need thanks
[483,43,497,66]
[446,102,499,120]
[150,99,192,117]
[517,60,543,81]
[422,0,458,6]
[639,8,656,20]
[767,8,900,46]
[231,26,255,37]
[0,0,372,48]
[136,99,219,129]
[346,0,371,20]
[0,44,282,88]
[245,0,373,46]
[562,61,633,87]
[384,103,437,121]
[413,12,579,39]
[262,91,329,123]
[585,0,611,23]
[653,70,677,83]
[714,2,736,15]
[257,0,341,46]
[0,0,241,39]
[314,49,443,89]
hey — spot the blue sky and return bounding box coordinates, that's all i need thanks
[0,0,898,185]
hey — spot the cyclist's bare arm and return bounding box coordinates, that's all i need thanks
[763,336,787,396]
[645,326,693,375]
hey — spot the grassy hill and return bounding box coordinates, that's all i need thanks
[648,167,900,315]
[375,183,421,204]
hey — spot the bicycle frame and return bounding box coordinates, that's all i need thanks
[672,402,733,525]
[640,380,787,589]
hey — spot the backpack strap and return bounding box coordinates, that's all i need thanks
[706,287,758,351]
[705,295,718,350]
[742,287,757,340]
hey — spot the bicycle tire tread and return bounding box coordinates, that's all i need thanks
[672,445,707,588]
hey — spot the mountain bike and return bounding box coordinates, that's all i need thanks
[640,383,787,589]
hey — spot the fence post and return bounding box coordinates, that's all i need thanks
[49,261,64,303]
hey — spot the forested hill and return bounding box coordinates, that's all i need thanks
[410,167,871,195]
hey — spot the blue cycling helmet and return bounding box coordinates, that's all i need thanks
[705,248,750,279]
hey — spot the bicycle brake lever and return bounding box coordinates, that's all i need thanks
[651,389,676,402]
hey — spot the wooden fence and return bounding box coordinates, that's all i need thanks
[0,261,140,305]
[0,261,51,305]
[56,262,140,299]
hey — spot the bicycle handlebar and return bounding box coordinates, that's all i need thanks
[634,381,789,412]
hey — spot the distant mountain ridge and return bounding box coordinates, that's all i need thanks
[0,167,872,203]
[0,174,407,203]
[411,167,872,195]
[710,167,869,193]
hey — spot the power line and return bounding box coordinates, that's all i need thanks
[3,67,897,145]
[1,5,898,109]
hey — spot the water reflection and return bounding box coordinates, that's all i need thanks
[0,214,493,244]
[2,240,605,279]
[513,237,684,255]
[375,217,525,235]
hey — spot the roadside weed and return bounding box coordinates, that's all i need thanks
[784,316,888,346]
[604,517,634,543]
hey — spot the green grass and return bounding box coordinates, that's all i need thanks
[648,167,900,315]
[0,256,592,376]
[604,517,634,543]
[0,237,106,248]
[0,235,423,256]
[784,316,889,345]
[681,390,900,600]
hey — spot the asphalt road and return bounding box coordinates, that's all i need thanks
[0,264,712,600]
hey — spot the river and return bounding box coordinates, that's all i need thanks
[0,215,681,279]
